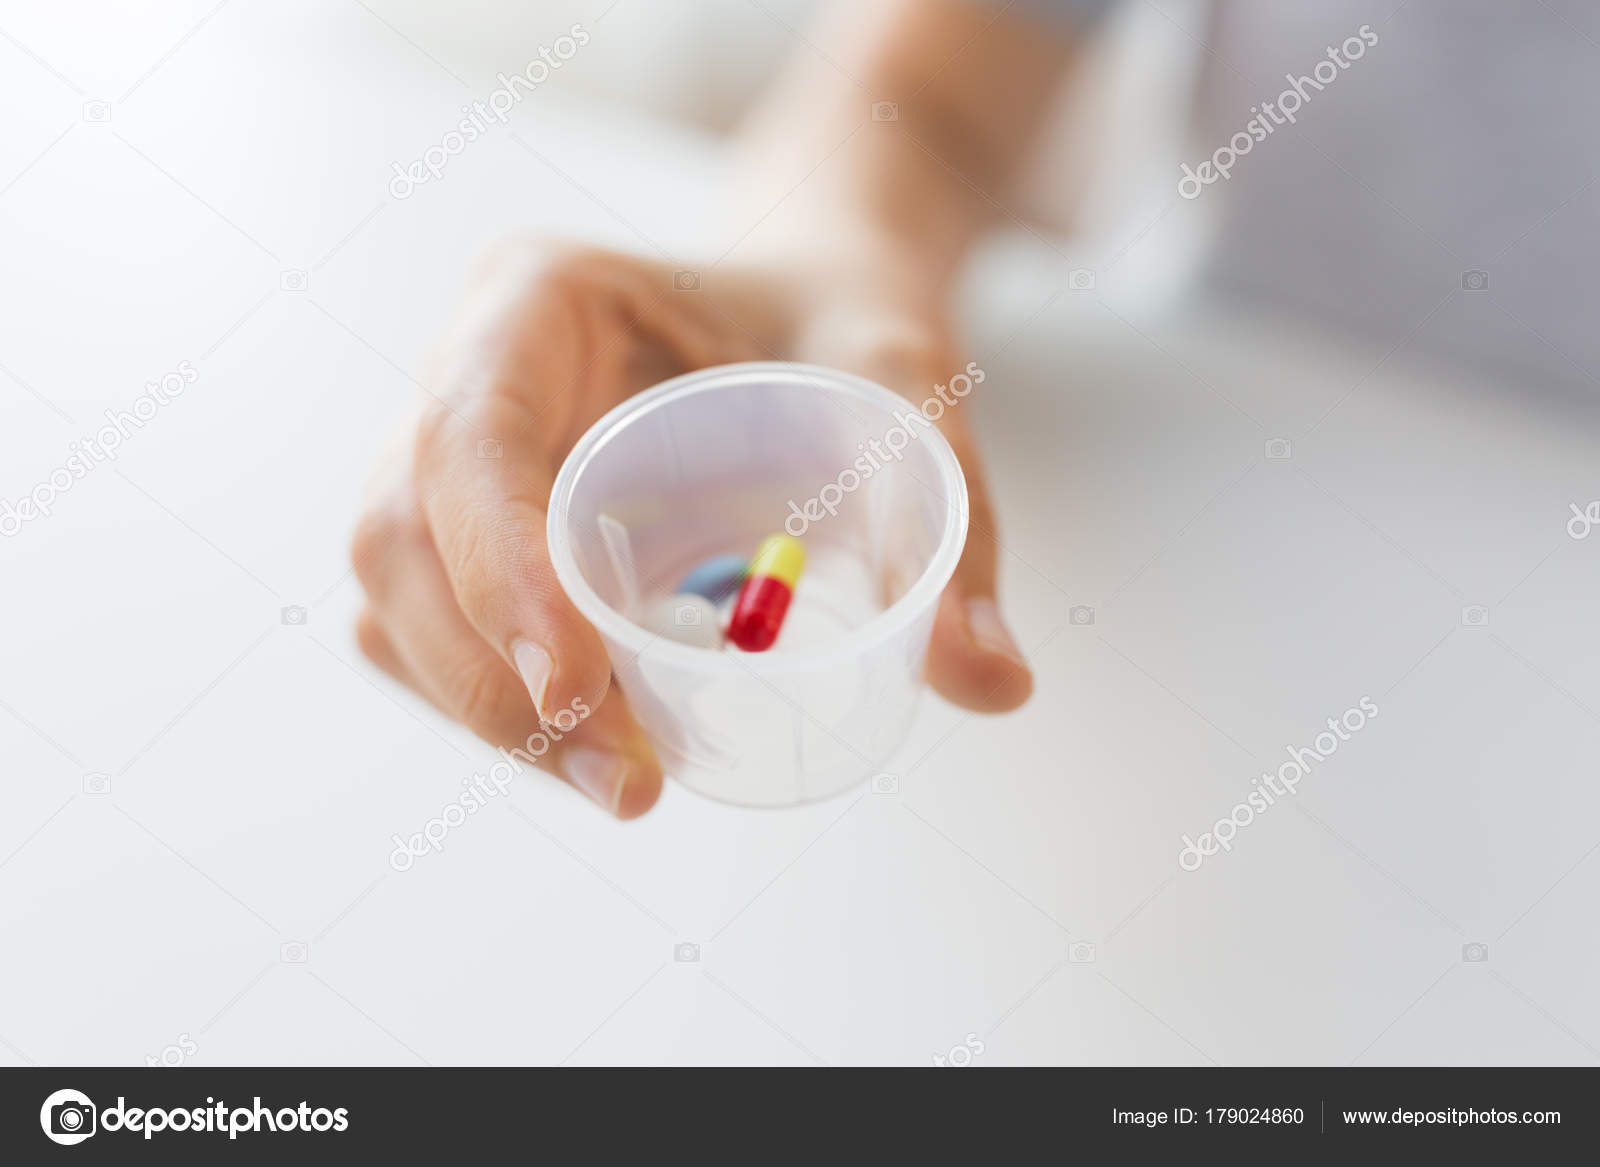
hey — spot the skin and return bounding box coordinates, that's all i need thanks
[351,0,1079,817]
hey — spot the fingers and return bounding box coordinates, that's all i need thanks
[923,419,1034,713]
[352,504,662,816]
[355,608,414,689]
[544,691,664,820]
[353,241,790,819]
[410,244,762,728]
[823,321,1034,712]
[926,589,1033,713]
[414,394,614,726]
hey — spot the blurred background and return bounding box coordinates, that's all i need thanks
[1,0,1597,1066]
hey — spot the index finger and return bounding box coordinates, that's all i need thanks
[415,394,613,725]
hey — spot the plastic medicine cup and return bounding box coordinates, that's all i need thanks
[546,362,969,808]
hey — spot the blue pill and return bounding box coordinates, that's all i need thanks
[676,553,749,603]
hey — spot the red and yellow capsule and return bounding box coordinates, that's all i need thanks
[726,534,805,652]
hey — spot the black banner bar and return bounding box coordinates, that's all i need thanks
[4,1067,1594,1160]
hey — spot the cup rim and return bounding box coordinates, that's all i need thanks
[546,361,970,675]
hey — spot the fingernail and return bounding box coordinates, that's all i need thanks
[512,640,553,720]
[965,597,1025,665]
[562,747,629,815]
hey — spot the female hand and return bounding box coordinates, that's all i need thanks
[350,239,1032,819]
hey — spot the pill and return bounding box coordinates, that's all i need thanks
[640,594,723,650]
[676,552,749,604]
[726,534,805,652]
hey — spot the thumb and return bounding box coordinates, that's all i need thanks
[835,327,1033,713]
[924,420,1034,713]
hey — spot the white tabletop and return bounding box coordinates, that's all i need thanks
[2,0,1597,1066]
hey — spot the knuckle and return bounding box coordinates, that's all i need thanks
[354,610,389,664]
[804,306,956,392]
[350,504,429,595]
[869,324,947,375]
[412,401,465,474]
[848,306,950,365]
[350,510,400,590]
[474,236,613,296]
[530,241,615,289]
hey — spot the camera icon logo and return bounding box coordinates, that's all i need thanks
[476,438,503,459]
[1461,942,1489,963]
[1068,267,1096,291]
[673,270,700,291]
[83,772,111,795]
[40,1089,97,1146]
[1460,605,1489,627]
[281,605,308,626]
[1264,437,1292,460]
[82,101,111,123]
[1069,604,1095,626]
[871,101,899,121]
[279,269,308,292]
[674,603,702,627]
[280,941,308,963]
[673,942,700,963]
[1068,941,1096,964]
[871,772,899,794]
[1461,269,1489,291]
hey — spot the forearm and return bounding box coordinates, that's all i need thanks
[735,0,1079,292]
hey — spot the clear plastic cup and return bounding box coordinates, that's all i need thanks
[546,361,968,807]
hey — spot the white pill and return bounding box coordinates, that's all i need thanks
[640,594,723,649]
